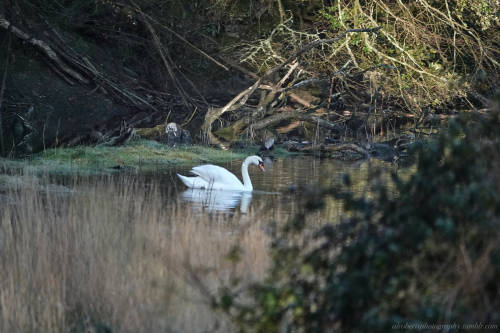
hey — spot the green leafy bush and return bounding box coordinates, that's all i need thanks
[217,100,500,332]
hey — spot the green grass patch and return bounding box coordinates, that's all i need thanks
[0,140,294,176]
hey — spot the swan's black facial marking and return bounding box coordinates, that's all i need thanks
[258,161,265,172]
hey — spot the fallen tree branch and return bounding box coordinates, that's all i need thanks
[279,60,352,93]
[250,109,344,132]
[0,16,89,84]
[288,142,369,158]
[289,93,312,108]
[253,60,299,117]
[321,143,368,156]
[1,16,159,113]
[202,80,262,148]
[203,26,381,147]
[213,103,344,144]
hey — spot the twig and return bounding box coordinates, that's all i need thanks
[278,59,352,93]
[181,107,198,128]
[262,27,381,80]
[127,4,229,71]
[138,10,191,109]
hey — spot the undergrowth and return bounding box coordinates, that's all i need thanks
[227,0,499,113]
[216,100,500,331]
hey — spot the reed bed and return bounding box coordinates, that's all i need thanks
[0,174,276,332]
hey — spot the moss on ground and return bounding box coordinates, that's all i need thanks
[0,140,294,175]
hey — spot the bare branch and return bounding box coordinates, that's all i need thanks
[261,27,381,80]
[0,16,89,84]
[203,27,381,147]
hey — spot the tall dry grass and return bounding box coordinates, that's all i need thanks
[0,175,274,332]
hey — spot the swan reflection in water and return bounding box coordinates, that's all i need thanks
[180,188,253,213]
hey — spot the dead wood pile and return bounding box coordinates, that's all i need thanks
[202,27,382,149]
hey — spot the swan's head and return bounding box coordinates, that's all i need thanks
[246,155,265,172]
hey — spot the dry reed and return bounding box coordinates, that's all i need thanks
[0,174,274,332]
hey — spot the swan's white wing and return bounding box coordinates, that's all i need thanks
[190,164,243,188]
[177,174,210,189]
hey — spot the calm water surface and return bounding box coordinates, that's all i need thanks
[152,156,395,219]
[40,155,396,221]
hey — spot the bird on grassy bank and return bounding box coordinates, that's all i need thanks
[260,137,275,151]
[177,155,265,191]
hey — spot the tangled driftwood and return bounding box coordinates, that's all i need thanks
[202,27,382,149]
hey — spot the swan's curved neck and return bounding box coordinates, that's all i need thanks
[241,157,253,190]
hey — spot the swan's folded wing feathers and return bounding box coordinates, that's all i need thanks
[177,174,210,189]
[190,164,243,187]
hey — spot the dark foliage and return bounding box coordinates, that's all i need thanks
[218,100,500,332]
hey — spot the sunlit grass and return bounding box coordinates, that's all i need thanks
[0,174,277,332]
[0,140,294,176]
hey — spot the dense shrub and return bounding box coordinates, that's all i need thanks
[218,99,500,332]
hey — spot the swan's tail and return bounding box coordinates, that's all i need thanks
[177,174,193,187]
[177,173,209,189]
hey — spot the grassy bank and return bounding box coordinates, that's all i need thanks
[0,140,293,176]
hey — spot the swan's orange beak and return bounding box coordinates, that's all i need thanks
[258,161,265,172]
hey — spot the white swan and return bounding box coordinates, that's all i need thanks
[177,155,265,191]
